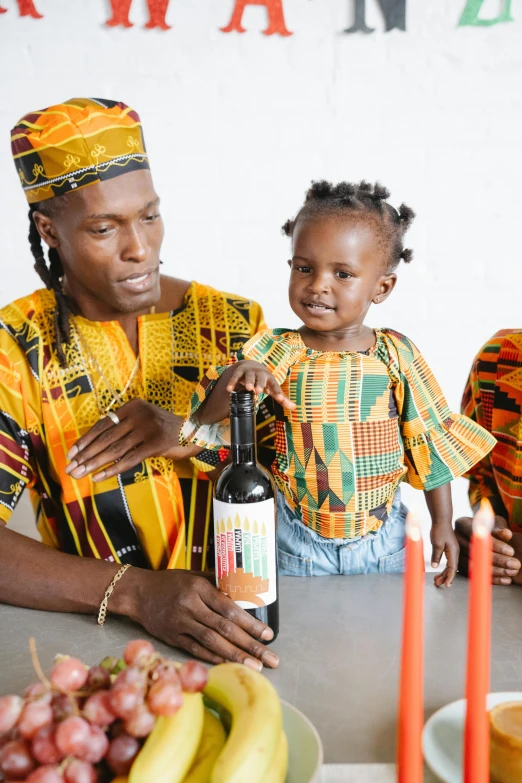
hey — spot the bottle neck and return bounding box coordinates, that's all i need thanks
[230,414,256,466]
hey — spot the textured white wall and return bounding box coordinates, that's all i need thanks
[0,0,521,551]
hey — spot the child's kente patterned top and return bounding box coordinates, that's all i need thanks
[183,328,496,539]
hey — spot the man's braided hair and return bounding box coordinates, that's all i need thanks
[282,180,415,271]
[28,202,76,367]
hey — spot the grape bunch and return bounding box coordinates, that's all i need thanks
[0,640,208,782]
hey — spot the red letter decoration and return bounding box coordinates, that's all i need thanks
[221,0,292,36]
[0,0,43,17]
[145,0,171,29]
[18,0,42,16]
[106,0,133,28]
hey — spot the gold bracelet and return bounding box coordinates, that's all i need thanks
[97,564,131,626]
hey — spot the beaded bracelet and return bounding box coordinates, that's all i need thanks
[97,564,131,626]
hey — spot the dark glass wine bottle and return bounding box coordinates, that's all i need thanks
[213,390,279,642]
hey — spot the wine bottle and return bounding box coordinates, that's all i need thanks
[213,390,279,642]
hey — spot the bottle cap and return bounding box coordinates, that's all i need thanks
[230,390,255,416]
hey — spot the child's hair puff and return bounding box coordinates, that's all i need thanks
[283,180,415,270]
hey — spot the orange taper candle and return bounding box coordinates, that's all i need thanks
[398,511,425,783]
[464,499,494,783]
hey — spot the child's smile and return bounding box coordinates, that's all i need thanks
[302,298,336,316]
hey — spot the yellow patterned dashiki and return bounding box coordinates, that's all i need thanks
[11,98,149,204]
[462,330,522,530]
[0,282,272,571]
[183,328,496,539]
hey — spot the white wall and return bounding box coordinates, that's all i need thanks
[1,0,521,551]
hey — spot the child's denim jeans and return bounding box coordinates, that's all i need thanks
[276,488,407,576]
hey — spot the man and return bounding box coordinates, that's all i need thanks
[457,330,522,585]
[0,97,278,668]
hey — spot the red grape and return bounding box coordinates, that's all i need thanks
[83,725,108,764]
[147,681,183,717]
[85,666,110,692]
[113,667,146,691]
[31,725,63,765]
[0,738,35,779]
[123,639,155,667]
[108,686,143,720]
[124,704,156,738]
[26,766,64,782]
[83,691,115,727]
[18,700,53,739]
[179,661,208,693]
[106,734,140,775]
[64,759,98,783]
[151,662,180,684]
[51,694,76,723]
[23,684,52,704]
[55,716,90,758]
[50,658,88,694]
[0,695,23,735]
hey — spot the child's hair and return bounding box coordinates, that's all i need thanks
[282,180,415,271]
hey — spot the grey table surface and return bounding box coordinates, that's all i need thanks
[1,574,522,768]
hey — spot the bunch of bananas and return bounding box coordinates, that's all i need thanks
[115,663,288,783]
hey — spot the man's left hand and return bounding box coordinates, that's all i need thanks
[65,399,201,482]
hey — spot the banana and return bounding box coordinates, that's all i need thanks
[129,692,204,783]
[204,663,282,783]
[183,708,227,783]
[260,730,288,783]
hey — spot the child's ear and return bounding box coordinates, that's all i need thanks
[287,259,292,267]
[372,273,397,305]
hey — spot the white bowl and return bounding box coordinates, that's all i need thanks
[282,700,324,782]
[423,691,522,783]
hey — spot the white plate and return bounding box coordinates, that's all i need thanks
[423,691,522,783]
[283,700,324,782]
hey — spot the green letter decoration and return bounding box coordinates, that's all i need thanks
[458,0,514,27]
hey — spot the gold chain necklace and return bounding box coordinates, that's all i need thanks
[72,306,155,416]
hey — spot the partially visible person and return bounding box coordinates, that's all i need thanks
[0,97,278,669]
[181,180,496,586]
[457,331,522,585]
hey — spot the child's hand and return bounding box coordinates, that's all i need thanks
[226,360,296,411]
[431,523,459,588]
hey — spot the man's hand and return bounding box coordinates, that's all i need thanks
[0,527,280,670]
[455,515,522,585]
[431,522,459,588]
[65,399,201,482]
[129,569,279,669]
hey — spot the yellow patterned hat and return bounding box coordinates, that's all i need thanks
[11,98,149,204]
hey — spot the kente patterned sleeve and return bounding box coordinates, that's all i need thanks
[382,330,497,491]
[0,328,37,522]
[186,307,274,472]
[461,346,500,509]
[180,329,302,450]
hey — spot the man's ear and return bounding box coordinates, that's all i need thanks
[32,211,60,249]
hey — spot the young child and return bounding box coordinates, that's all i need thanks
[182,181,496,586]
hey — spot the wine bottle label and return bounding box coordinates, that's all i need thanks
[213,498,277,609]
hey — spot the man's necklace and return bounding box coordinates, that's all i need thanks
[72,306,155,416]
